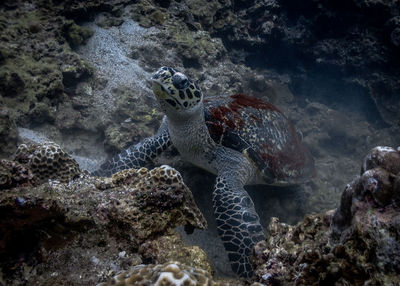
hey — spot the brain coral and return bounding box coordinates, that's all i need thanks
[13,142,80,184]
[98,261,265,286]
[97,262,214,286]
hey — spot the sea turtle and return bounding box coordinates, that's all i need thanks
[94,67,315,278]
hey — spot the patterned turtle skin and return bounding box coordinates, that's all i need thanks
[94,67,314,278]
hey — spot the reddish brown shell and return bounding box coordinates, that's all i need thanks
[204,94,314,184]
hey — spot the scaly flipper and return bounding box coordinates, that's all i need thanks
[93,121,171,177]
[212,148,265,278]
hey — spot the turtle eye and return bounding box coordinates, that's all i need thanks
[172,73,189,90]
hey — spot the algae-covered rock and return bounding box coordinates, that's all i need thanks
[0,69,25,96]
[102,86,162,152]
[0,159,33,190]
[361,146,400,175]
[98,261,264,286]
[254,146,400,285]
[0,153,207,285]
[99,166,208,240]
[62,19,94,47]
[130,1,168,27]
[61,52,93,89]
[0,107,18,158]
[167,22,226,68]
[97,261,219,286]
[0,6,66,126]
[332,146,400,232]
[139,231,212,274]
[13,142,81,184]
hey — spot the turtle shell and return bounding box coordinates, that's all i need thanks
[204,93,314,185]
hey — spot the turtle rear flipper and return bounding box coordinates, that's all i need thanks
[213,174,264,278]
[212,147,265,278]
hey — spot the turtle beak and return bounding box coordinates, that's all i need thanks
[151,78,170,100]
[151,77,164,90]
[150,72,160,81]
[151,67,167,81]
[150,71,163,88]
[151,70,166,90]
[151,67,174,98]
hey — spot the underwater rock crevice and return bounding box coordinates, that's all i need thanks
[253,145,400,285]
[206,0,400,127]
[0,143,208,285]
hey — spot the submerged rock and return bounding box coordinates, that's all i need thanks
[0,107,18,158]
[97,261,217,286]
[12,142,81,184]
[0,143,207,285]
[62,19,94,48]
[99,165,207,240]
[139,231,213,274]
[254,146,400,285]
[98,261,264,286]
[0,159,33,190]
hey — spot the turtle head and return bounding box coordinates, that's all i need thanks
[151,67,203,118]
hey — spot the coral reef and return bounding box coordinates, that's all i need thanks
[0,144,207,285]
[0,107,18,158]
[97,261,217,286]
[0,2,90,126]
[199,0,400,127]
[101,165,208,240]
[253,146,400,285]
[0,159,33,190]
[1,0,399,281]
[139,232,213,274]
[13,142,81,184]
[0,0,129,164]
[98,261,264,286]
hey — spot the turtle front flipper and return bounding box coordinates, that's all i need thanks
[93,122,171,177]
[212,153,265,278]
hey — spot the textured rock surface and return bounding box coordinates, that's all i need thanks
[98,262,219,286]
[202,0,400,127]
[139,232,213,274]
[253,146,400,285]
[0,158,207,285]
[0,159,33,190]
[0,107,18,158]
[12,142,81,184]
[98,261,264,286]
[0,2,91,126]
[76,19,164,154]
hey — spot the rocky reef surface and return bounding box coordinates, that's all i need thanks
[0,143,211,285]
[1,0,400,283]
[1,141,399,285]
[253,146,400,285]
